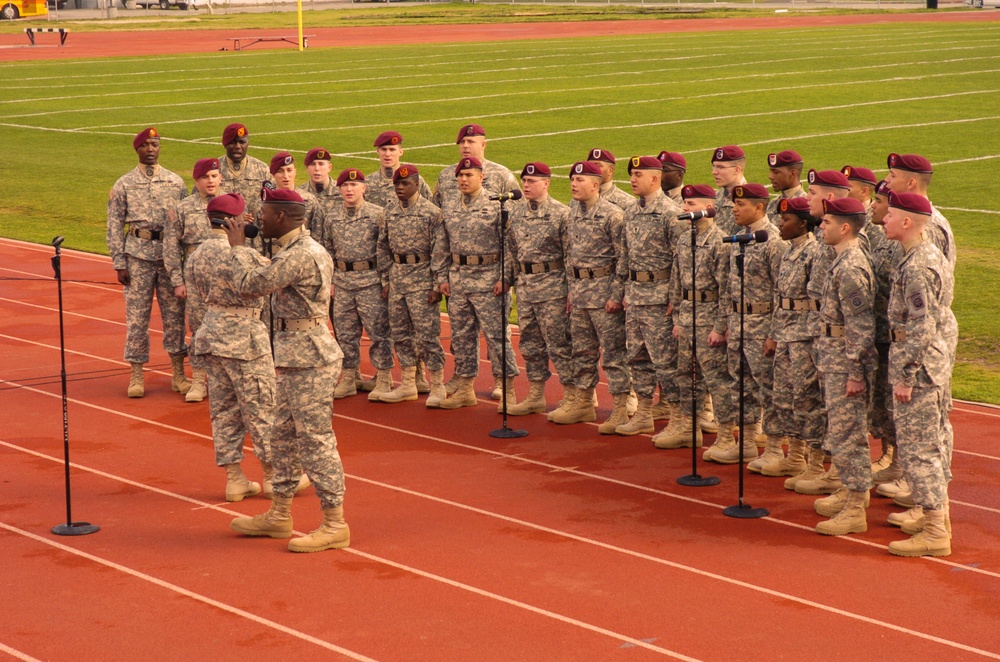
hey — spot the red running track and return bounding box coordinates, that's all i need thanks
[1,237,999,661]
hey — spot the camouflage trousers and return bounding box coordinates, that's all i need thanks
[204,353,273,467]
[772,339,825,447]
[625,304,675,400]
[388,288,445,371]
[447,290,519,379]
[570,306,630,395]
[675,326,735,425]
[333,282,393,371]
[122,256,187,363]
[517,297,574,385]
[868,341,896,447]
[895,384,950,510]
[941,312,958,467]
[820,371,872,492]
[271,362,345,509]
[185,285,207,370]
[726,335,775,433]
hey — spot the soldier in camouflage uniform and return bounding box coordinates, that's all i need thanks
[665,185,734,451]
[505,162,573,416]
[317,169,394,402]
[164,158,221,403]
[810,198,876,537]
[548,161,629,430]
[765,150,806,225]
[841,165,884,256]
[270,152,323,238]
[366,131,432,209]
[377,164,449,407]
[882,192,954,557]
[187,193,271,502]
[657,151,687,205]
[298,147,342,239]
[227,188,350,554]
[710,145,748,236]
[585,148,635,211]
[107,127,189,399]
[218,123,272,223]
[436,157,520,410]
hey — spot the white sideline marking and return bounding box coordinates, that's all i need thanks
[0,643,42,662]
[937,206,1000,215]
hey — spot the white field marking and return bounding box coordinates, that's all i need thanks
[0,265,121,293]
[936,206,1000,215]
[0,644,42,662]
[954,404,1000,418]
[0,237,112,264]
[0,298,129,330]
[3,439,1000,662]
[951,500,1000,516]
[0,523,382,662]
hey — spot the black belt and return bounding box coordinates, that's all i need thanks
[732,301,772,314]
[520,260,564,274]
[779,297,820,311]
[683,289,719,302]
[335,259,376,272]
[453,253,498,266]
[629,269,669,283]
[131,228,162,241]
[824,323,846,338]
[393,253,430,265]
[572,265,613,279]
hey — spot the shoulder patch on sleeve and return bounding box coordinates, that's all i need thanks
[905,283,928,319]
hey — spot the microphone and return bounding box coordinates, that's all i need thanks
[489,190,523,202]
[677,208,716,222]
[722,230,769,244]
[243,224,260,239]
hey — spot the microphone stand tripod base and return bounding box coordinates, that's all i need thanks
[723,504,769,519]
[52,522,100,536]
[677,474,720,487]
[489,427,528,439]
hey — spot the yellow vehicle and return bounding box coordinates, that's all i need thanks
[1,0,48,19]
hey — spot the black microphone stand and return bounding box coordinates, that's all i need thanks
[50,236,100,537]
[491,196,527,439]
[678,218,719,487]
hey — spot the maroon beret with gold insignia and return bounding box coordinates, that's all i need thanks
[336,168,365,187]
[841,165,877,186]
[206,192,245,218]
[888,191,932,216]
[521,162,551,178]
[768,150,803,168]
[570,161,602,178]
[393,164,419,182]
[456,124,486,144]
[586,148,615,164]
[887,153,933,174]
[374,131,403,148]
[681,184,716,200]
[304,148,332,166]
[807,169,850,190]
[269,152,295,175]
[712,145,745,163]
[731,183,770,200]
[627,155,663,174]
[454,157,483,176]
[193,158,220,180]
[133,127,158,151]
[222,123,248,146]
[822,197,866,216]
[778,197,811,217]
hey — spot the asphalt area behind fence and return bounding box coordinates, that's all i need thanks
[2,236,999,661]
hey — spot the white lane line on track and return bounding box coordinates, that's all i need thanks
[2,437,998,660]
[0,521,382,662]
[0,643,42,662]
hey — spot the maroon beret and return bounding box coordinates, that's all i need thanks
[133,127,158,151]
[807,169,850,190]
[682,184,716,200]
[222,123,248,146]
[731,183,770,200]
[586,148,615,164]
[627,155,663,174]
[712,145,745,163]
[875,180,891,198]
[374,131,403,148]
[570,161,602,178]
[822,197,867,216]
[521,162,551,178]
[454,156,483,176]
[887,153,933,175]
[657,151,687,170]
[768,150,803,168]
[193,158,220,180]
[888,191,932,216]
[778,197,811,216]
[456,124,486,143]
[841,165,877,186]
[336,168,365,186]
[261,188,305,205]
[304,148,331,166]
[206,192,246,218]
[393,164,419,182]
[269,152,295,175]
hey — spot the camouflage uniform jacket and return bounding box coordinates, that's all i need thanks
[770,232,821,343]
[508,195,570,305]
[670,220,731,335]
[617,190,684,306]
[107,165,187,270]
[438,189,511,293]
[230,228,342,369]
[163,192,211,288]
[378,194,445,295]
[666,186,684,206]
[600,181,635,211]
[317,200,388,292]
[219,155,272,219]
[859,214,886,257]
[713,177,747,236]
[297,178,341,238]
[888,240,952,388]
[814,242,875,381]
[929,204,957,270]
[727,218,787,339]
[365,167,432,209]
[565,197,626,309]
[870,236,903,344]
[807,242,836,337]
[766,185,806,225]
[433,159,519,209]
[188,231,270,361]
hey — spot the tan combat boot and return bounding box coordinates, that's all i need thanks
[699,393,719,433]
[702,421,736,461]
[127,362,145,398]
[784,447,826,490]
[425,369,447,408]
[224,463,261,502]
[889,508,951,557]
[616,397,655,436]
[893,490,916,508]
[445,375,460,396]
[549,387,596,425]
[288,506,350,553]
[653,411,703,449]
[872,453,903,485]
[380,366,418,403]
[355,368,376,392]
[170,354,191,395]
[185,367,207,403]
[711,423,759,464]
[230,495,293,538]
[795,462,842,495]
[815,486,870,518]
[261,462,275,499]
[439,376,477,409]
[815,489,868,536]
[651,395,671,421]
[876,477,909,498]
[748,435,785,474]
[598,392,631,435]
[900,501,953,535]
[888,506,924,529]
[626,390,639,417]
[414,359,430,394]
[496,377,517,413]
[871,440,894,473]
[491,376,503,400]
[334,369,358,399]
[762,437,806,477]
[508,380,547,416]
[655,403,684,443]
[547,385,578,422]
[367,369,393,402]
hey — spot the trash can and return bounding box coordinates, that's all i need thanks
[107,5,117,16]
[926,0,938,7]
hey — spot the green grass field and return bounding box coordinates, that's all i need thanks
[2,16,998,402]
